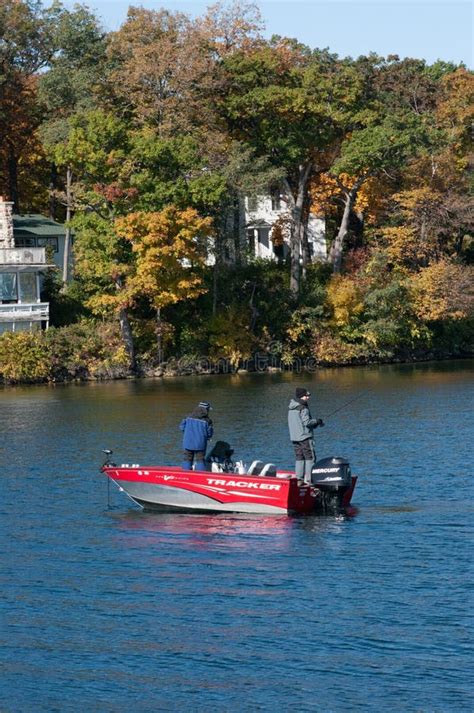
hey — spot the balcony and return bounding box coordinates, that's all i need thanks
[0,247,48,269]
[0,302,49,322]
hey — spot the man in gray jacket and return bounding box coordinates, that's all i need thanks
[288,387,324,484]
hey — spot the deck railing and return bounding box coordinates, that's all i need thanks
[0,247,47,265]
[0,302,49,322]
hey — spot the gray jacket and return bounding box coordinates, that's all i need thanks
[288,399,318,442]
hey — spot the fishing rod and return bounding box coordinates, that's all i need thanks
[323,392,366,419]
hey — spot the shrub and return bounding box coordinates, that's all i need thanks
[45,321,130,380]
[0,331,52,383]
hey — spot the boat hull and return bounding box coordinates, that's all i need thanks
[102,465,357,515]
[104,466,311,514]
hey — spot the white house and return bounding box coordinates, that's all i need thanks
[0,198,50,335]
[245,193,326,261]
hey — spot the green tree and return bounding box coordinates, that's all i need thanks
[218,40,364,294]
[38,2,107,279]
[328,112,431,272]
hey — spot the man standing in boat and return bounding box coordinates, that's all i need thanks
[180,401,214,471]
[288,388,324,484]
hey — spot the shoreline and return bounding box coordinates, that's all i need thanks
[1,352,472,388]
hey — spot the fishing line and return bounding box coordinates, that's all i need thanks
[323,392,367,419]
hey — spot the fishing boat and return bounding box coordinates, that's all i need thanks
[101,450,357,515]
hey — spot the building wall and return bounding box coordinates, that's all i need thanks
[0,200,49,332]
[0,199,14,249]
[244,195,326,261]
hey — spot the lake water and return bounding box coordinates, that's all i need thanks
[1,361,473,711]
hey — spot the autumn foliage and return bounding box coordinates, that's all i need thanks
[0,2,472,379]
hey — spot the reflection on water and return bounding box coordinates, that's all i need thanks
[109,508,356,545]
[1,360,473,711]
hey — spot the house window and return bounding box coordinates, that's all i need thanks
[13,321,31,332]
[271,192,281,211]
[247,195,258,211]
[0,322,14,334]
[0,273,18,302]
[15,237,36,248]
[247,228,256,253]
[37,237,59,253]
[257,227,270,249]
[19,272,37,303]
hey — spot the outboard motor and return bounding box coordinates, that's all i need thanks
[311,456,352,513]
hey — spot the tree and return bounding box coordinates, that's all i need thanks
[328,112,429,272]
[115,206,212,360]
[0,0,53,209]
[43,109,138,368]
[218,40,364,294]
[409,260,474,322]
[72,211,137,371]
[38,2,107,279]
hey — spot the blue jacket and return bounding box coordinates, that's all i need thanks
[180,412,213,451]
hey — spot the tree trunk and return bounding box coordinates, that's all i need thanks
[156,307,163,363]
[114,276,136,373]
[232,192,242,266]
[118,306,136,373]
[49,163,58,219]
[301,209,311,281]
[330,191,353,273]
[289,222,301,295]
[283,162,312,297]
[329,176,367,273]
[249,281,258,332]
[62,166,72,284]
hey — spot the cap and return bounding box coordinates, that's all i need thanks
[295,388,311,399]
[198,401,212,410]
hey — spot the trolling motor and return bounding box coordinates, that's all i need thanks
[311,456,353,513]
[102,449,116,468]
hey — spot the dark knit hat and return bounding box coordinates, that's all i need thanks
[198,400,212,410]
[295,387,311,399]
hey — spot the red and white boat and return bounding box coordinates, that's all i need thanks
[101,451,357,515]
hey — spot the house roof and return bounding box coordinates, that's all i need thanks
[13,214,66,238]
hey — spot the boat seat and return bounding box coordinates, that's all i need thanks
[247,460,264,476]
[260,463,277,477]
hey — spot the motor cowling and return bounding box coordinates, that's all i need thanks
[311,457,352,513]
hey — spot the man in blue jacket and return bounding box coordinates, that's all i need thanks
[180,401,214,471]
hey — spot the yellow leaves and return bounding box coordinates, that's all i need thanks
[381,225,421,269]
[326,275,364,327]
[286,321,306,344]
[409,260,474,322]
[379,187,448,268]
[0,332,51,383]
[437,68,474,132]
[311,332,364,364]
[208,306,253,367]
[115,205,212,310]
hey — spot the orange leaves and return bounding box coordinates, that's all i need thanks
[309,171,388,223]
